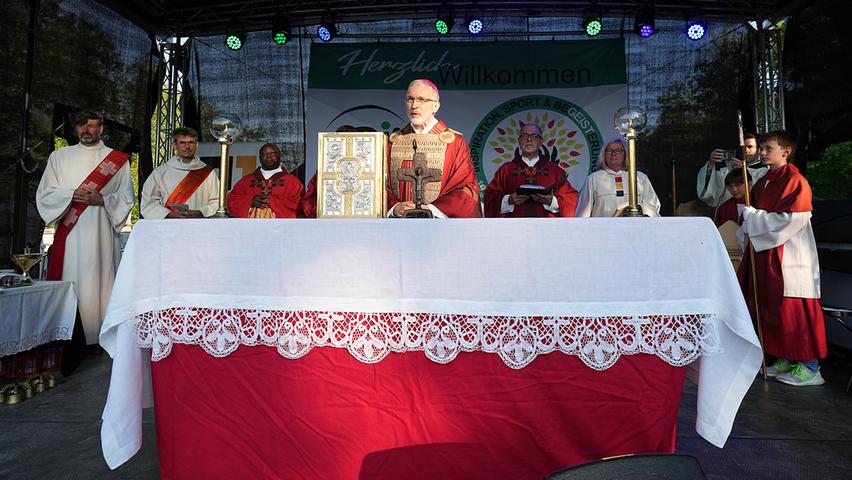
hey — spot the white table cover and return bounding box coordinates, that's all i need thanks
[100,218,762,469]
[1,280,77,357]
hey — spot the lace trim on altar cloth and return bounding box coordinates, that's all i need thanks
[135,308,722,370]
[0,327,72,357]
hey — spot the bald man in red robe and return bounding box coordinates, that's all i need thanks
[228,143,303,218]
[387,79,480,218]
[484,123,577,218]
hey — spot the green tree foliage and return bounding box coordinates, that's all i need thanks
[807,141,852,200]
[1,0,149,248]
[638,34,750,216]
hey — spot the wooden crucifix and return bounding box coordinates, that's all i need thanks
[397,139,442,218]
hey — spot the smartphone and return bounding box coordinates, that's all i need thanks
[169,203,189,212]
[723,149,739,160]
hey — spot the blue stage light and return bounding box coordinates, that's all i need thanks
[466,16,483,35]
[686,20,706,41]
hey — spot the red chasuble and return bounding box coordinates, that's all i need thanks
[713,196,745,227]
[387,121,481,218]
[227,169,304,218]
[737,163,827,360]
[299,173,318,218]
[47,149,128,281]
[483,157,578,218]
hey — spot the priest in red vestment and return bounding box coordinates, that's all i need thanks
[228,143,304,218]
[737,130,827,386]
[484,123,578,217]
[713,169,750,227]
[387,79,480,218]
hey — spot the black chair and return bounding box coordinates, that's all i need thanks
[546,454,707,480]
[823,305,852,392]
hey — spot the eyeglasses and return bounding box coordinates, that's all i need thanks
[405,96,437,105]
[605,148,625,154]
[519,134,542,141]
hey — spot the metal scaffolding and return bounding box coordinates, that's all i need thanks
[152,37,190,167]
[750,21,785,133]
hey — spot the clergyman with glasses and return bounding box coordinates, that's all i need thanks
[574,137,661,217]
[483,123,578,217]
[386,79,481,218]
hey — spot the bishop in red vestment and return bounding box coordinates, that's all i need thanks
[484,123,577,218]
[227,143,304,218]
[737,131,827,386]
[387,79,480,218]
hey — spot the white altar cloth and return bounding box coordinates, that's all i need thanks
[99,217,762,469]
[0,280,77,357]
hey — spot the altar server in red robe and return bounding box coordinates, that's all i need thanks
[387,79,480,218]
[713,169,751,227]
[227,143,304,218]
[737,130,827,386]
[484,123,578,217]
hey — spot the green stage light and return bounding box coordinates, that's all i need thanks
[435,16,454,35]
[583,17,602,36]
[225,32,245,51]
[273,30,289,45]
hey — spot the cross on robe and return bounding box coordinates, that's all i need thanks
[98,161,118,176]
[250,177,286,197]
[513,164,548,185]
[63,208,81,226]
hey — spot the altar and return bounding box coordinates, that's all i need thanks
[99,217,762,478]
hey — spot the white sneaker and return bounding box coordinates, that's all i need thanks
[765,358,792,377]
[776,363,825,386]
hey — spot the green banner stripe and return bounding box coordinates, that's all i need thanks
[308,40,626,90]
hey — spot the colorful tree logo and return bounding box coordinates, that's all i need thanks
[489,112,585,173]
[470,95,603,197]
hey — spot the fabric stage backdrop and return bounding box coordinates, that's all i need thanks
[305,40,627,195]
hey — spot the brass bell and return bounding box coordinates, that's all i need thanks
[18,382,33,399]
[2,384,23,405]
[45,375,57,389]
[29,375,45,394]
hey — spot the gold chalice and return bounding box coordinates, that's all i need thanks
[10,249,45,281]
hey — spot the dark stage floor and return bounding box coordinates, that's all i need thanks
[1,352,850,479]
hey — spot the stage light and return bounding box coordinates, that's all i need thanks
[318,19,337,42]
[466,16,484,35]
[583,15,602,37]
[686,19,706,41]
[435,16,454,36]
[634,6,655,38]
[272,17,291,45]
[225,32,245,51]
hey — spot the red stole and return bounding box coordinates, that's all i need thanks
[47,149,129,281]
[165,166,214,212]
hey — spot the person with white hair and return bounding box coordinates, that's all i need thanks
[574,137,660,217]
[386,79,480,218]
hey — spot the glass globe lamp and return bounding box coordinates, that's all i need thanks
[613,107,647,140]
[209,113,242,145]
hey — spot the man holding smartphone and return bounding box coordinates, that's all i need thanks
[696,132,767,208]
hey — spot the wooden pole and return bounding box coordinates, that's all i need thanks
[738,110,767,380]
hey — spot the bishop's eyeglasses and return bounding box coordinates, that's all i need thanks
[406,96,438,105]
